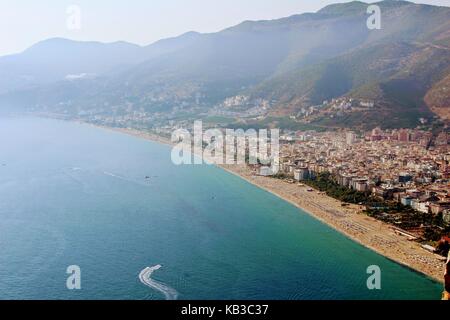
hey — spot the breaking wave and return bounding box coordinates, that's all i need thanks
[139,265,179,300]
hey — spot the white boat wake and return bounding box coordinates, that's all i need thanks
[139,265,179,300]
[103,171,128,180]
[103,171,152,187]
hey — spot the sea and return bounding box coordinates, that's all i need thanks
[0,117,443,300]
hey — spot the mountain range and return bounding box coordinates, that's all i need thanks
[1,0,449,130]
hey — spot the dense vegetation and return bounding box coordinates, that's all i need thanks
[304,172,372,204]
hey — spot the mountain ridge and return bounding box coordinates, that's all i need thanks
[1,0,450,130]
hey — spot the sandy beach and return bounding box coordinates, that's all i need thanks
[222,165,445,283]
[101,125,445,284]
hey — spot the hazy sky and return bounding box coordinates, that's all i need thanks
[0,0,449,56]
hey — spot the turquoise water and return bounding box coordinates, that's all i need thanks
[0,117,442,300]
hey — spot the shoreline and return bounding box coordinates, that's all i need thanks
[220,165,445,283]
[95,124,445,284]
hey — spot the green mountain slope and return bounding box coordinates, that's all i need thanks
[1,1,449,129]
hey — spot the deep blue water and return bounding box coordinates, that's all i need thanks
[0,117,443,300]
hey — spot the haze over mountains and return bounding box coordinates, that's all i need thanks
[1,0,449,129]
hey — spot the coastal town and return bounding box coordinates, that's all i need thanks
[27,90,450,294]
[82,115,449,284]
[263,128,450,244]
[3,0,450,305]
[17,105,450,297]
[69,108,450,256]
[219,126,450,286]
[277,128,450,214]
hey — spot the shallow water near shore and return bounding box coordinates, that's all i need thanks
[0,117,443,300]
